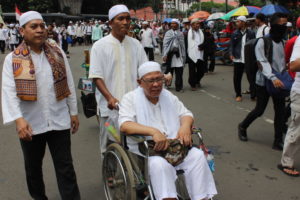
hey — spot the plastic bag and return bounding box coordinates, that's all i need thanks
[105,110,121,143]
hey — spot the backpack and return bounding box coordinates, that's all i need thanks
[244,37,273,81]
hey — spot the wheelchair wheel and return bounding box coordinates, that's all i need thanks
[102,143,136,200]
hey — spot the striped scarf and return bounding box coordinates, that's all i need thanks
[12,41,70,101]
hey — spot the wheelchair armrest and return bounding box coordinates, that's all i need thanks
[192,128,204,146]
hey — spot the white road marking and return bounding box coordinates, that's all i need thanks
[199,89,274,124]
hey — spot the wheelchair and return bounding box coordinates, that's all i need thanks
[102,128,214,200]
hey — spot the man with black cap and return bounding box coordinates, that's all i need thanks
[1,11,80,200]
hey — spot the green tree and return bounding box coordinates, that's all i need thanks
[152,0,161,14]
[27,0,54,13]
[238,0,266,7]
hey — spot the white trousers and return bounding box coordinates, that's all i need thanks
[99,116,109,155]
[148,147,217,200]
[281,91,300,167]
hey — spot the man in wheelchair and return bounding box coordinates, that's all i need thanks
[118,61,217,200]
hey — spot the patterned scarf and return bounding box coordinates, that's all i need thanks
[12,41,70,101]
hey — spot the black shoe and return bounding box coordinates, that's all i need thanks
[272,140,283,151]
[238,124,248,141]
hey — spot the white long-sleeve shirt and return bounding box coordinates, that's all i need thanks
[89,34,148,117]
[0,28,8,41]
[140,28,157,48]
[1,48,78,135]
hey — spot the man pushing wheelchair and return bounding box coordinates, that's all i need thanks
[118,61,217,200]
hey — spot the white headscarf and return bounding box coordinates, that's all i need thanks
[19,11,43,27]
[109,4,130,21]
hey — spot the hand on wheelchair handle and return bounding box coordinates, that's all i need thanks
[107,97,119,110]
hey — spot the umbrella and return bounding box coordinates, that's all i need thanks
[259,4,290,16]
[189,11,211,21]
[207,12,225,20]
[221,6,261,21]
[163,18,172,23]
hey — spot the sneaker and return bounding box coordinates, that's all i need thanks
[238,124,248,141]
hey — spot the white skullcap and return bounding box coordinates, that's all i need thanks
[19,11,43,27]
[9,24,14,27]
[109,4,130,21]
[171,19,180,24]
[138,61,161,78]
[142,21,149,25]
[236,16,247,22]
[191,18,200,24]
[286,22,292,27]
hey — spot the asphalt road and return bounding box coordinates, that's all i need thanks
[0,45,299,200]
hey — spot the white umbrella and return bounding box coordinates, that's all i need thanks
[207,12,225,20]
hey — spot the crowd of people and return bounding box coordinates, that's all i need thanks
[1,3,300,200]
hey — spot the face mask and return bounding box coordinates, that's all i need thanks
[270,24,287,43]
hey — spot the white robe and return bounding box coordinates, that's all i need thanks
[1,48,77,135]
[89,34,148,117]
[187,29,204,63]
[89,34,147,153]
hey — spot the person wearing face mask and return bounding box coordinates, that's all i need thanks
[238,13,288,151]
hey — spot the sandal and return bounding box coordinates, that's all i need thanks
[277,164,300,177]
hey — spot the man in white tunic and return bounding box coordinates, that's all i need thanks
[89,5,148,154]
[279,36,300,177]
[187,18,205,91]
[67,21,76,46]
[1,11,80,200]
[8,23,19,50]
[140,21,157,61]
[119,61,217,200]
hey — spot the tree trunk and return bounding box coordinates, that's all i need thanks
[59,0,83,15]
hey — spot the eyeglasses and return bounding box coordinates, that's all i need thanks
[141,77,165,85]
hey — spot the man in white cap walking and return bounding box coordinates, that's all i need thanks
[67,21,76,46]
[163,19,186,92]
[8,23,19,50]
[187,18,206,91]
[230,16,255,102]
[1,11,80,200]
[89,4,148,155]
[139,21,157,61]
